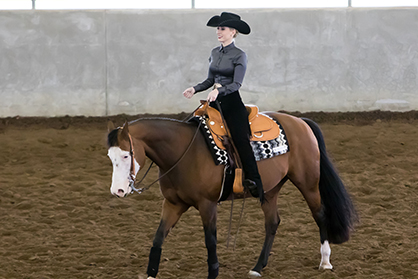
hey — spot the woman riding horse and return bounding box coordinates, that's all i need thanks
[183,12,264,202]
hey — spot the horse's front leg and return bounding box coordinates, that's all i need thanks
[250,190,281,278]
[147,199,189,279]
[198,199,219,279]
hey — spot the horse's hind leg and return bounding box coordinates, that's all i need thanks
[198,199,219,279]
[147,199,189,279]
[290,175,332,270]
[302,188,333,269]
[250,186,282,278]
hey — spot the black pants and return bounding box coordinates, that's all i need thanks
[211,91,263,189]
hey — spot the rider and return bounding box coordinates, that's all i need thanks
[183,12,264,202]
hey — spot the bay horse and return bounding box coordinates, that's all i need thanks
[106,111,356,279]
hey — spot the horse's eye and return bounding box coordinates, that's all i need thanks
[124,155,129,159]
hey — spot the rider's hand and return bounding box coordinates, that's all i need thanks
[207,89,219,102]
[183,87,195,99]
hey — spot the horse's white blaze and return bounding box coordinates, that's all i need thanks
[108,147,140,197]
[319,240,333,270]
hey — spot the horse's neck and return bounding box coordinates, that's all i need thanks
[131,119,193,169]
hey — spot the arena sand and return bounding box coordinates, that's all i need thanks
[0,111,417,279]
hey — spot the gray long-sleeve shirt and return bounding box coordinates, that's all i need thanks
[193,42,247,97]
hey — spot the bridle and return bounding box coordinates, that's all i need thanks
[123,103,246,249]
[124,105,204,195]
[125,120,202,195]
[126,132,151,194]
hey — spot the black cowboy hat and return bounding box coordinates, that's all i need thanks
[206,12,251,35]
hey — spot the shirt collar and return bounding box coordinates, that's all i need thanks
[219,41,235,53]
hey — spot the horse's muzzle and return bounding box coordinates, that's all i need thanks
[117,189,126,197]
[112,188,129,198]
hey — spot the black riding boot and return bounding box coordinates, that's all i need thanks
[212,92,265,203]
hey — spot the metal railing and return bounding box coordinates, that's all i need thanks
[2,0,417,10]
[30,1,352,9]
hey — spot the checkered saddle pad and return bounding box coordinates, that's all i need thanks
[190,114,289,165]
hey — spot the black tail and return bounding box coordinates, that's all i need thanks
[302,118,357,244]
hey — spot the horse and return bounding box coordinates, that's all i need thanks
[106,111,357,279]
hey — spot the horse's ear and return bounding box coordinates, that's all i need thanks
[107,120,115,132]
[121,120,129,136]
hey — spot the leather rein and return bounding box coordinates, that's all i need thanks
[125,105,204,195]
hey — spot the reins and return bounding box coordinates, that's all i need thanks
[126,101,247,250]
[226,193,247,250]
[127,104,204,195]
[213,100,248,250]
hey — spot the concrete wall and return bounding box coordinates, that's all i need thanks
[1,8,417,117]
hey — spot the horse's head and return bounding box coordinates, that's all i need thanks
[107,121,145,197]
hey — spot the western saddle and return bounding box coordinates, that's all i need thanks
[194,101,280,150]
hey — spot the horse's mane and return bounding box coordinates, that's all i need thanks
[107,117,195,148]
[129,117,197,128]
[129,117,187,125]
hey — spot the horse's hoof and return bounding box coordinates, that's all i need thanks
[147,277,156,279]
[319,262,333,270]
[248,270,262,278]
